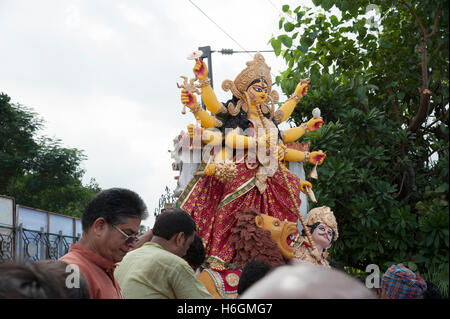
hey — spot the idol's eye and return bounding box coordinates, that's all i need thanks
[274,221,279,227]
[253,86,262,92]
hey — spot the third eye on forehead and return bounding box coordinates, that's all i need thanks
[251,84,268,93]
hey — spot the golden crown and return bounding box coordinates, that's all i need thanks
[222,52,272,99]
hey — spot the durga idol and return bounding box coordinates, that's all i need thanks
[176,52,326,266]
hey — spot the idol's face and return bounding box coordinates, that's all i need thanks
[248,80,268,105]
[311,223,334,250]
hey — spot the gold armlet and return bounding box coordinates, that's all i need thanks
[289,93,301,103]
[197,78,211,88]
[300,123,310,134]
[190,102,201,114]
[304,151,311,163]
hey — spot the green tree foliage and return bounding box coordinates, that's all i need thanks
[0,93,101,218]
[270,0,449,285]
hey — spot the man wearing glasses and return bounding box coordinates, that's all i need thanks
[60,188,148,299]
[115,208,213,299]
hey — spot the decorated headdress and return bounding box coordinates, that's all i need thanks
[306,206,339,241]
[221,53,279,116]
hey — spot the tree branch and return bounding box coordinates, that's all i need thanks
[424,116,443,131]
[399,1,442,133]
[426,4,441,39]
[399,0,426,36]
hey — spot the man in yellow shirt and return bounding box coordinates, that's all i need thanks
[114,208,213,299]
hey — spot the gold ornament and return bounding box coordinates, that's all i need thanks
[197,78,211,88]
[206,256,229,271]
[300,122,310,134]
[214,160,237,184]
[292,237,331,268]
[304,151,311,163]
[289,92,301,103]
[225,273,240,287]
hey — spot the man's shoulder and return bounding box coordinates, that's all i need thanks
[60,250,95,275]
[139,243,177,259]
[138,244,190,269]
[60,250,82,264]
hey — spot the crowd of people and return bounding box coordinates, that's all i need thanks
[0,188,443,299]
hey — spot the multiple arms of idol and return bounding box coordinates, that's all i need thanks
[179,59,326,176]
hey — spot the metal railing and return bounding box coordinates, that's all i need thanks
[0,224,80,263]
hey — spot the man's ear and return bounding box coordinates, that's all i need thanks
[174,232,185,246]
[92,217,107,237]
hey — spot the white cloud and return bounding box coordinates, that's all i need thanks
[116,2,155,29]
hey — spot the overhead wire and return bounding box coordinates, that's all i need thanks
[188,0,289,85]
[187,0,252,58]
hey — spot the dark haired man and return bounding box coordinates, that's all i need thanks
[237,260,272,296]
[115,208,212,299]
[183,233,206,274]
[60,188,148,299]
[0,260,90,298]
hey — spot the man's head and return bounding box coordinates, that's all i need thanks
[0,260,90,299]
[152,208,196,257]
[81,188,148,263]
[238,260,272,296]
[240,263,376,299]
[380,264,427,299]
[183,233,206,271]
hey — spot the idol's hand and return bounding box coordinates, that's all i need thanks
[294,78,310,98]
[310,151,326,165]
[181,89,198,110]
[300,180,313,194]
[193,59,208,81]
[187,124,204,139]
[307,117,324,132]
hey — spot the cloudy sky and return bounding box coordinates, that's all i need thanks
[0,0,316,228]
